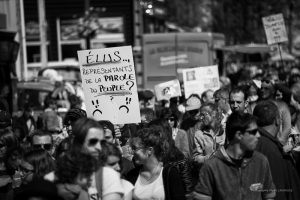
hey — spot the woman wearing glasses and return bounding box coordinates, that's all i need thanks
[126,126,185,200]
[71,118,124,200]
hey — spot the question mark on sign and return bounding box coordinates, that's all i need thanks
[110,96,113,101]
[126,80,134,91]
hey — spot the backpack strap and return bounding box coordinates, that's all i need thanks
[95,167,103,198]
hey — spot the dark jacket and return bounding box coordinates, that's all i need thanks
[256,128,300,200]
[194,146,276,200]
[125,164,186,200]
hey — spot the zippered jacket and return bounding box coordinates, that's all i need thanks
[194,146,276,200]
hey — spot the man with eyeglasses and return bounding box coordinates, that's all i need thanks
[193,103,225,164]
[254,100,300,200]
[194,112,276,200]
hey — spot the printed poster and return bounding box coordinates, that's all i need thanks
[77,46,141,124]
[154,79,182,101]
[262,13,288,45]
[182,65,220,98]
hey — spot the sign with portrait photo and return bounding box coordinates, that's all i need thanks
[154,79,181,101]
[182,65,220,98]
[77,46,141,124]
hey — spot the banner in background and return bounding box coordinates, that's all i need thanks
[154,79,181,101]
[77,46,141,124]
[182,65,220,98]
[262,13,288,45]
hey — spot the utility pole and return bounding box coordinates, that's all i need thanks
[287,0,294,53]
[38,0,48,67]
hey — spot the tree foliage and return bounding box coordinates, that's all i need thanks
[166,0,300,46]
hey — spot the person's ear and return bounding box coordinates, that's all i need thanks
[275,114,280,127]
[235,130,243,140]
[244,99,249,108]
[147,147,153,157]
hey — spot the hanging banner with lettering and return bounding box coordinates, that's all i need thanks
[182,65,220,98]
[154,79,182,101]
[77,46,141,124]
[262,13,288,45]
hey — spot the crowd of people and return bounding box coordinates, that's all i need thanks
[0,64,300,200]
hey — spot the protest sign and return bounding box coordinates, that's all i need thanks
[77,46,141,124]
[182,65,219,98]
[262,13,288,45]
[154,79,181,101]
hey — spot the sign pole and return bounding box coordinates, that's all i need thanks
[278,43,285,68]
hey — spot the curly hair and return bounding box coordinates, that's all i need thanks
[55,151,97,184]
[133,126,169,162]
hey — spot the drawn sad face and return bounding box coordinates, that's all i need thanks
[92,100,102,117]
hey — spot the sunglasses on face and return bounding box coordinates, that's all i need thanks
[131,146,144,153]
[88,138,105,146]
[33,143,52,151]
[168,117,175,122]
[246,129,258,135]
[199,111,210,118]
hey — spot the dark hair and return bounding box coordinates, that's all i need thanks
[132,126,168,162]
[44,97,56,109]
[100,142,122,171]
[253,100,279,127]
[289,73,300,88]
[230,86,247,101]
[68,94,83,109]
[226,112,257,142]
[56,151,97,184]
[0,128,19,156]
[64,108,87,126]
[214,88,229,99]
[71,118,104,152]
[148,118,173,141]
[54,136,73,159]
[24,148,55,179]
[98,120,115,138]
[140,108,155,123]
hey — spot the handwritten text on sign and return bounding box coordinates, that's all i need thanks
[262,13,288,45]
[77,46,141,124]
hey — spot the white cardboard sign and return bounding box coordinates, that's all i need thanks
[77,46,141,124]
[182,65,220,98]
[154,79,182,101]
[262,13,288,45]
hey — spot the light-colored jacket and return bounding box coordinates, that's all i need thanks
[193,129,225,163]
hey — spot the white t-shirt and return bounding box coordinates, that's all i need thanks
[133,168,165,200]
[121,179,134,200]
[88,167,124,200]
